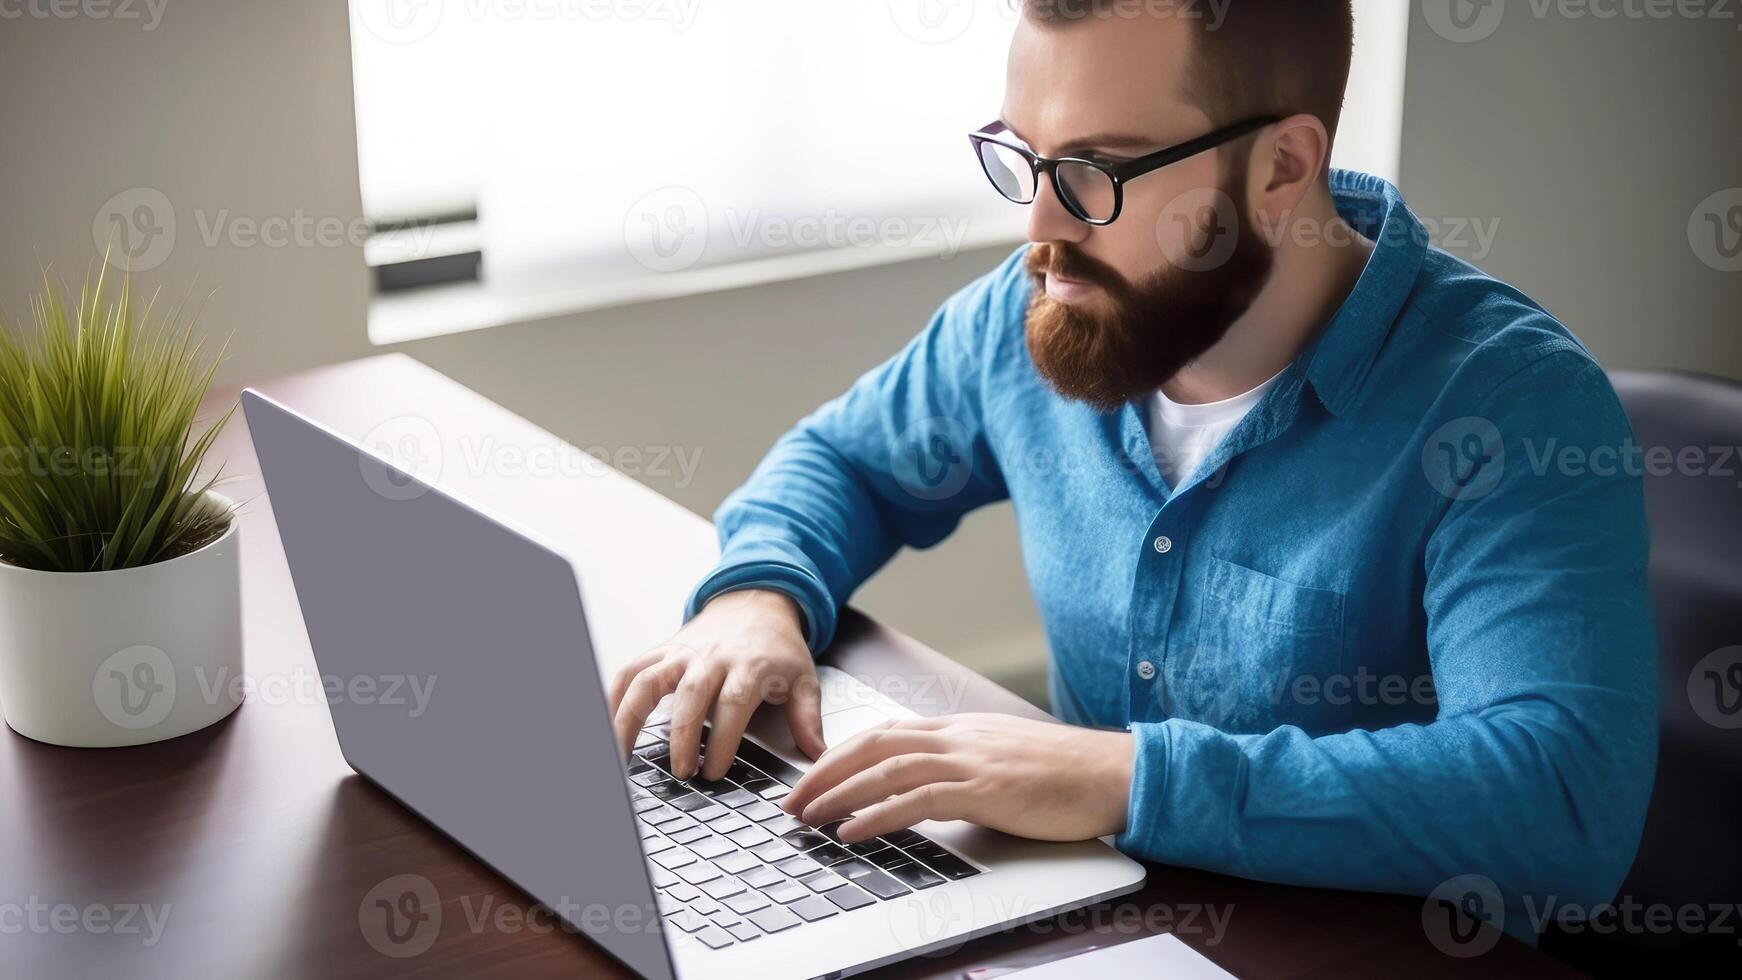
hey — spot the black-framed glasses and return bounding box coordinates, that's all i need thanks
[968,116,1281,226]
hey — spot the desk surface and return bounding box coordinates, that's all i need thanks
[0,355,1574,979]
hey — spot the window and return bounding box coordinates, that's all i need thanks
[348,1,1406,343]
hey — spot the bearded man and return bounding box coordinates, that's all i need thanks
[609,0,1656,938]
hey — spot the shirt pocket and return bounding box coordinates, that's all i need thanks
[1182,556,1346,733]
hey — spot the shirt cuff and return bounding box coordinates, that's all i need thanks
[683,549,836,655]
[1116,721,1175,859]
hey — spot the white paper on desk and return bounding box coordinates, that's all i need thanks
[1000,933,1238,979]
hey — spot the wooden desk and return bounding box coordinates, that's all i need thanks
[0,355,1574,979]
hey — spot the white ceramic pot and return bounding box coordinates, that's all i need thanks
[0,492,244,748]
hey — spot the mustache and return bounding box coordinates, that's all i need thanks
[1024,242,1129,297]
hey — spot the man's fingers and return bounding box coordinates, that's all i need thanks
[782,725,948,815]
[701,668,764,781]
[837,782,970,843]
[798,753,968,826]
[607,648,664,719]
[666,664,726,781]
[783,671,828,762]
[611,659,685,759]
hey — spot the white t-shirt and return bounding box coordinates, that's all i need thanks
[1147,368,1287,487]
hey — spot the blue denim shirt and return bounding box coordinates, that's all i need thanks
[687,171,1657,931]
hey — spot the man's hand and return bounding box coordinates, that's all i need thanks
[608,589,827,781]
[781,714,1135,844]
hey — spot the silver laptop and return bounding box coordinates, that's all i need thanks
[242,389,1146,980]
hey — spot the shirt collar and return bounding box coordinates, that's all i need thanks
[1299,169,1428,418]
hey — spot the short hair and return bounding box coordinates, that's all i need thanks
[1022,1,1356,141]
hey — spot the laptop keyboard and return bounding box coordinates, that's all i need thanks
[628,722,982,950]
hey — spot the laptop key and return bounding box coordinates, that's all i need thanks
[826,884,876,911]
[867,847,909,869]
[919,852,980,880]
[716,788,759,808]
[828,858,876,880]
[664,882,701,902]
[809,843,850,866]
[669,793,712,812]
[780,830,829,851]
[643,835,676,855]
[669,825,711,845]
[691,835,734,860]
[715,850,759,875]
[700,875,746,900]
[885,860,945,890]
[649,867,679,889]
[739,864,783,889]
[773,855,822,878]
[844,838,889,855]
[641,806,684,826]
[760,814,804,836]
[710,813,751,833]
[738,800,783,822]
[675,861,722,885]
[690,804,730,823]
[652,848,696,869]
[884,829,927,848]
[741,778,790,801]
[797,870,848,893]
[693,924,735,949]
[725,760,761,784]
[750,840,796,862]
[745,905,802,934]
[726,825,774,848]
[762,879,810,904]
[724,891,771,914]
[690,895,723,916]
[853,868,912,900]
[664,908,710,933]
[786,895,838,922]
[724,921,761,941]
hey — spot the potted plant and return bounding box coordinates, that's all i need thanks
[0,266,242,747]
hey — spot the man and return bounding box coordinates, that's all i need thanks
[610,0,1656,933]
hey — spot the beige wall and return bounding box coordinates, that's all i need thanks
[2,1,1737,699]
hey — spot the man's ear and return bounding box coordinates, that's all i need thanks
[1247,113,1330,223]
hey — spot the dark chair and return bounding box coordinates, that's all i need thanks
[1542,370,1742,974]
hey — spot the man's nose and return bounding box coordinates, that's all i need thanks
[1026,174,1091,246]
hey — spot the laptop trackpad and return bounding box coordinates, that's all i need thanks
[820,705,892,748]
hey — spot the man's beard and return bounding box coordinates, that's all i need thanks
[1024,184,1274,412]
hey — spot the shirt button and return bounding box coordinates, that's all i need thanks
[1136,661,1157,681]
[1153,536,1174,555]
